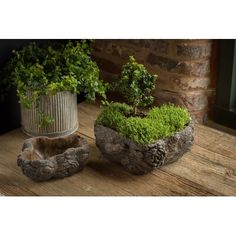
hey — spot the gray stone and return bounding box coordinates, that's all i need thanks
[94,121,194,175]
[17,134,89,181]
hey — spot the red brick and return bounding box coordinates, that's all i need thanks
[147,53,210,77]
[92,39,215,124]
[176,43,212,59]
[156,73,210,91]
[179,60,210,77]
[153,90,208,111]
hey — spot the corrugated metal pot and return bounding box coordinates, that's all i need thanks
[21,91,78,137]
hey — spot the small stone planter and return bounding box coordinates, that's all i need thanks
[94,121,194,174]
[17,134,89,181]
[21,91,78,137]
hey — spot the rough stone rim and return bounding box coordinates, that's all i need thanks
[94,120,194,174]
[17,133,89,181]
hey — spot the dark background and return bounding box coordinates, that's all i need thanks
[0,40,38,134]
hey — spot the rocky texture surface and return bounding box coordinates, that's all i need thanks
[94,122,194,174]
[17,134,89,181]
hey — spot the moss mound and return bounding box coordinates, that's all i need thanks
[96,102,190,145]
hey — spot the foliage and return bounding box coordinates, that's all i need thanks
[96,102,190,145]
[147,104,190,132]
[118,117,161,145]
[113,56,157,113]
[96,102,133,130]
[38,111,55,128]
[2,40,107,126]
[7,40,107,107]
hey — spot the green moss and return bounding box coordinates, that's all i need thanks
[118,117,160,145]
[147,104,190,132]
[106,102,133,115]
[96,102,190,145]
[96,102,133,130]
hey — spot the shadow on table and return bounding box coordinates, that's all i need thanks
[87,159,138,182]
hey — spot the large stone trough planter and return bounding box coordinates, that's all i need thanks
[17,134,89,181]
[94,121,194,175]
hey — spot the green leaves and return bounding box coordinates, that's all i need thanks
[5,40,107,109]
[114,56,157,112]
[119,117,159,145]
[147,104,190,132]
[38,111,55,128]
[0,40,99,104]
[96,102,190,145]
[1,40,107,127]
[96,102,133,130]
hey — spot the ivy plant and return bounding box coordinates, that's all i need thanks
[3,40,107,126]
[114,56,157,114]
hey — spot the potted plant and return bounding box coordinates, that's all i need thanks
[94,56,194,174]
[5,40,107,137]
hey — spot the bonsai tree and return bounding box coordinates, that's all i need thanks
[96,56,190,145]
[114,56,157,114]
[95,55,193,175]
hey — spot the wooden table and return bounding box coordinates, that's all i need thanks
[0,102,236,196]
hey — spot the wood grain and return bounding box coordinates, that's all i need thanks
[0,102,235,196]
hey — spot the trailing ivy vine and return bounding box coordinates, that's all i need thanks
[2,40,107,127]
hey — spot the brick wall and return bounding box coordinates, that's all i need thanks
[92,40,216,123]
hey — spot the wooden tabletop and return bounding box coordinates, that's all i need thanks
[0,102,236,196]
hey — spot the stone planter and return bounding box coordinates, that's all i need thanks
[21,91,78,137]
[17,134,89,181]
[94,121,194,174]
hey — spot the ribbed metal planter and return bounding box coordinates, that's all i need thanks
[21,91,78,137]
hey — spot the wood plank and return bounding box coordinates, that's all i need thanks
[0,164,37,196]
[0,101,235,196]
[77,102,102,139]
[194,124,225,148]
[161,146,236,195]
[0,128,216,196]
[0,132,132,196]
[205,120,236,137]
[75,135,219,196]
[75,103,231,195]
[195,124,236,160]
